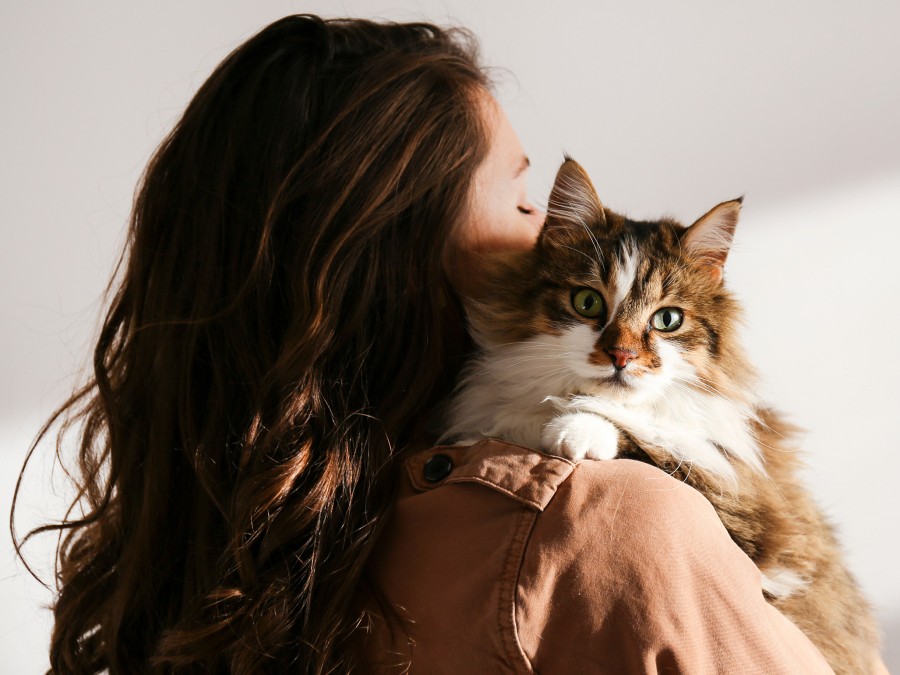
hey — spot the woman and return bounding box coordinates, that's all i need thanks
[12,13,865,674]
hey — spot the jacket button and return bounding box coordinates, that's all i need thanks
[423,454,453,482]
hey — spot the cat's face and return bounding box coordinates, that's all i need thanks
[469,159,746,403]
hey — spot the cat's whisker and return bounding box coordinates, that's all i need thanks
[475,349,579,365]
[666,379,725,412]
[480,357,553,374]
[474,358,579,379]
[694,373,754,401]
[682,459,693,484]
[666,454,687,482]
[664,451,694,485]
[474,362,560,377]
[569,216,604,270]
[752,436,796,454]
[477,347,578,358]
[554,174,606,270]
[676,376,748,413]
[745,413,792,443]
[661,259,696,287]
[480,340,582,351]
[558,243,603,268]
[675,380,740,411]
[478,347,574,363]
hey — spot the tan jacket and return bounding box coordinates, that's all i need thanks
[353,439,833,674]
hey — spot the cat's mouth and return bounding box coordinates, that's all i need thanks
[581,364,646,397]
[594,369,637,390]
[610,373,634,388]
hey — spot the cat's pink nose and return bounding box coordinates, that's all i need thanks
[607,348,637,370]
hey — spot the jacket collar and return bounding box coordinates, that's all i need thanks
[405,440,575,512]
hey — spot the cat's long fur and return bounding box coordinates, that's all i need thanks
[440,159,880,673]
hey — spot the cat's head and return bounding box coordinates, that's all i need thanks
[468,158,752,403]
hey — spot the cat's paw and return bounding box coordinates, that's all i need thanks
[541,412,620,461]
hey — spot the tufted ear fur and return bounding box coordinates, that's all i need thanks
[683,197,743,283]
[542,158,606,241]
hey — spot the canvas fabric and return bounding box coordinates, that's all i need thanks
[352,439,833,674]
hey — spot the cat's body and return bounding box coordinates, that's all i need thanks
[440,159,880,673]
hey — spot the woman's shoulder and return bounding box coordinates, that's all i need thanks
[357,440,831,673]
[356,440,718,673]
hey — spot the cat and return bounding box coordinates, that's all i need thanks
[439,158,880,674]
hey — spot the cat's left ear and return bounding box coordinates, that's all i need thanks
[543,158,606,234]
[682,197,743,283]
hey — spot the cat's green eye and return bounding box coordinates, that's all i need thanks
[651,307,684,332]
[572,288,605,318]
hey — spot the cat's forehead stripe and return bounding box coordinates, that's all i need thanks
[610,244,639,319]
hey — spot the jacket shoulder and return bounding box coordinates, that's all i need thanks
[359,443,830,673]
[397,441,708,671]
[515,458,834,674]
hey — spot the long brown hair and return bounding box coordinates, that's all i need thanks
[12,14,488,674]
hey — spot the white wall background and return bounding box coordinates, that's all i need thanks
[2,1,898,672]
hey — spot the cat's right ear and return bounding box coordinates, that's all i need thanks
[539,158,606,246]
[682,197,743,283]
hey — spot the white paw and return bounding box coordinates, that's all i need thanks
[541,412,620,461]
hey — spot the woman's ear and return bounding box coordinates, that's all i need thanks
[682,197,743,283]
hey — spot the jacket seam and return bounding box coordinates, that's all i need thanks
[498,509,539,674]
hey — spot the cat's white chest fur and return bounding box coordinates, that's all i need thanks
[439,333,584,450]
[441,329,763,484]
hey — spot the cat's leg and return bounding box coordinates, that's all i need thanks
[541,412,621,461]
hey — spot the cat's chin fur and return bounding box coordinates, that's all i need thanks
[440,322,762,484]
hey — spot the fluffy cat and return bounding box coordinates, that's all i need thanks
[440,158,880,674]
